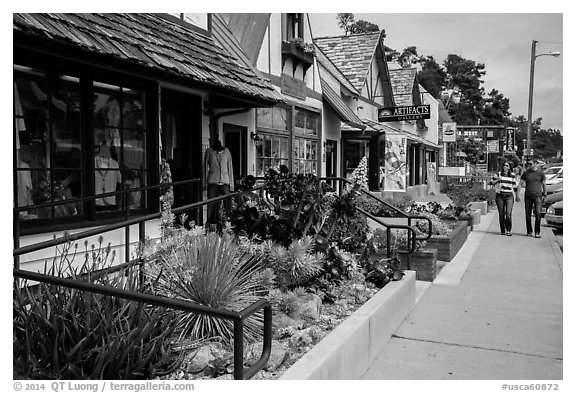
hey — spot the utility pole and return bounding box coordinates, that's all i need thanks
[526,40,536,161]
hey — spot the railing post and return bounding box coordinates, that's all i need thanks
[233,319,244,380]
[123,188,130,265]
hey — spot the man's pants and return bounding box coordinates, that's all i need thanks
[207,184,231,225]
[524,195,542,235]
[495,193,514,234]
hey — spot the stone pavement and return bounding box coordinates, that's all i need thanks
[362,196,563,380]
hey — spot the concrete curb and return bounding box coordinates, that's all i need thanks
[542,226,563,275]
[433,211,496,286]
[280,271,416,380]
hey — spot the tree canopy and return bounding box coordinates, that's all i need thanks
[336,13,380,35]
[334,14,562,160]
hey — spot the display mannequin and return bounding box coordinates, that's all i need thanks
[204,138,234,226]
[95,143,122,209]
[427,162,439,195]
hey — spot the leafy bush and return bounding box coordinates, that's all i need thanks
[230,169,334,246]
[13,241,182,379]
[147,230,274,345]
[446,180,495,208]
[361,256,404,288]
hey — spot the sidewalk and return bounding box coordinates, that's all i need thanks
[362,198,563,380]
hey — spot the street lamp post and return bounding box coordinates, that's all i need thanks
[526,40,560,160]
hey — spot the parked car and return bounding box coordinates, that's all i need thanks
[542,190,563,214]
[545,172,563,187]
[544,166,563,181]
[544,200,563,230]
[546,182,563,195]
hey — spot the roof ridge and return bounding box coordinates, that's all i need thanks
[314,30,382,41]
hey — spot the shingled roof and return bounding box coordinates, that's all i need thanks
[13,13,283,106]
[314,31,383,92]
[388,64,418,107]
[314,44,360,97]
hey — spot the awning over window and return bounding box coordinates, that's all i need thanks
[320,78,365,130]
[13,13,283,107]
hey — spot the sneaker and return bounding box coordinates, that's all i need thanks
[506,232,512,236]
[527,233,533,237]
[535,233,541,238]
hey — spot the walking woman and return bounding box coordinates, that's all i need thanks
[490,161,518,236]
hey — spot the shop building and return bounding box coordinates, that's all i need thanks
[314,31,440,196]
[13,13,282,270]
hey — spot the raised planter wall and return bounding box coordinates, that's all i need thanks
[469,200,488,215]
[280,271,416,380]
[398,249,438,282]
[424,220,469,262]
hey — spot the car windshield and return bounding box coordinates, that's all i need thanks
[545,167,562,175]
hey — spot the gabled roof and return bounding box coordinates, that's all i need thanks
[314,31,383,92]
[13,13,282,106]
[388,65,418,107]
[320,78,365,130]
[214,13,270,67]
[314,44,360,97]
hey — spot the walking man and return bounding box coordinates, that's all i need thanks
[516,160,546,238]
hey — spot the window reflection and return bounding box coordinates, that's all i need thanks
[15,69,83,220]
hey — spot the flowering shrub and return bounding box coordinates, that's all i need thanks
[348,156,369,190]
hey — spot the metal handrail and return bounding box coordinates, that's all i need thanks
[319,177,433,241]
[356,207,417,257]
[13,180,271,380]
[13,268,272,380]
[13,178,202,212]
[13,188,237,257]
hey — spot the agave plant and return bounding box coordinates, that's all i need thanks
[148,231,274,344]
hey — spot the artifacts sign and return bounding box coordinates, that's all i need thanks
[378,105,431,122]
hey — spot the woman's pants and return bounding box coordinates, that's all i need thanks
[207,183,231,225]
[495,193,514,234]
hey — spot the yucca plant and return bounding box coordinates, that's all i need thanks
[13,240,182,379]
[148,231,274,345]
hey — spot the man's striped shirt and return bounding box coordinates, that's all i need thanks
[490,172,517,194]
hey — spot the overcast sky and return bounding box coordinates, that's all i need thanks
[308,13,563,132]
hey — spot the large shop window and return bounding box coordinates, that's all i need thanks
[14,65,148,227]
[256,106,319,176]
[93,82,147,212]
[15,67,83,221]
[256,107,289,177]
[293,138,317,175]
[293,108,319,175]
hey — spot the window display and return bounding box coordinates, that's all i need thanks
[14,64,149,226]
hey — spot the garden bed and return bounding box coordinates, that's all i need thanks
[424,220,469,262]
[279,271,416,380]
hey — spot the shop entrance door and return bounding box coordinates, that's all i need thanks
[325,139,338,189]
[223,123,247,184]
[160,89,203,224]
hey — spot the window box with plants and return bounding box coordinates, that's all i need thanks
[281,38,315,69]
